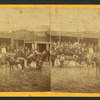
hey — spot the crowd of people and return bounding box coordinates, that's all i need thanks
[0,43,50,70]
[51,41,99,67]
[0,44,49,58]
[0,41,98,68]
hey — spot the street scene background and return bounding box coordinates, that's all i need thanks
[51,8,100,93]
[0,8,50,92]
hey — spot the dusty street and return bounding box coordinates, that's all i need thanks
[0,61,50,92]
[51,60,100,93]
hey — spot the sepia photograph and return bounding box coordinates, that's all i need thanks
[0,8,50,92]
[51,8,100,93]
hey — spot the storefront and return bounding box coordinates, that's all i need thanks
[61,36,78,43]
[0,38,11,46]
[79,37,98,45]
[51,31,99,45]
[25,43,32,49]
[0,30,50,51]
[25,40,33,49]
[13,39,24,49]
[35,41,50,52]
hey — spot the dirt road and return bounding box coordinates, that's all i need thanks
[51,61,100,93]
[0,61,50,92]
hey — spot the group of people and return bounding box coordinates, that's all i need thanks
[51,41,99,67]
[14,47,49,69]
[0,44,11,54]
[0,43,50,70]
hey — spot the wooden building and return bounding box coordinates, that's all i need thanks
[0,29,50,52]
[51,31,100,51]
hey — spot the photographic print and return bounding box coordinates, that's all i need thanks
[0,8,50,92]
[0,5,100,97]
[51,8,100,93]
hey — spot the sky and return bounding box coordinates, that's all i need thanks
[0,8,50,32]
[1,8,100,33]
[51,8,100,32]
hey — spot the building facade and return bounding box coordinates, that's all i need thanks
[51,31,100,50]
[0,29,50,52]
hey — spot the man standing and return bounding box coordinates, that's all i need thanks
[60,54,65,68]
[51,52,56,67]
[1,45,6,54]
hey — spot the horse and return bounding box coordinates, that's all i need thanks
[5,53,25,72]
[35,51,47,69]
[88,53,100,74]
[72,47,93,68]
[74,51,87,66]
[41,50,47,62]
[26,52,37,67]
[26,51,46,69]
[0,53,9,67]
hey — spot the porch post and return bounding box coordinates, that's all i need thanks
[78,37,80,43]
[46,43,49,51]
[59,36,61,42]
[32,43,35,50]
[11,38,14,51]
[98,38,100,53]
[35,42,37,50]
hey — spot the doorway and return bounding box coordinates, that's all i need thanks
[25,43,32,49]
[37,44,46,53]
